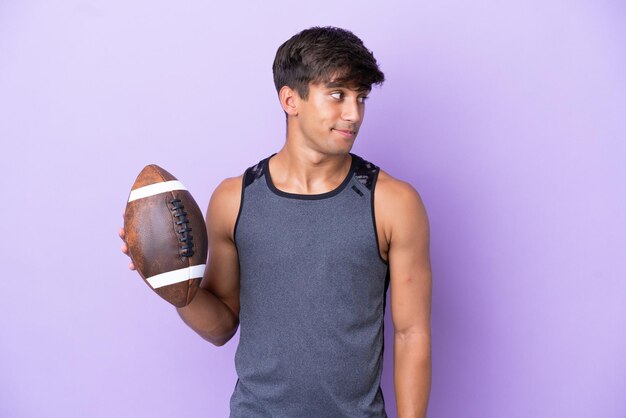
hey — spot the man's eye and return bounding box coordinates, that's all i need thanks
[330,92,368,103]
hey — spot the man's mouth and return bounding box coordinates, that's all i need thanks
[333,129,356,138]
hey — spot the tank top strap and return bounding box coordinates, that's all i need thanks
[242,154,273,189]
[351,153,380,191]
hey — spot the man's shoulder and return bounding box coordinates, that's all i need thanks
[214,174,244,197]
[375,168,428,232]
[211,153,270,203]
[206,175,244,240]
[376,168,422,203]
[206,154,271,240]
[208,172,242,205]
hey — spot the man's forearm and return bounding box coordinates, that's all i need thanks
[176,288,238,346]
[394,332,432,418]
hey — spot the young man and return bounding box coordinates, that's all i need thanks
[120,26,431,417]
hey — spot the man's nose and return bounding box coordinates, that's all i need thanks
[341,98,362,123]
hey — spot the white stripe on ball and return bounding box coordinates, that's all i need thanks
[146,264,206,289]
[128,180,187,202]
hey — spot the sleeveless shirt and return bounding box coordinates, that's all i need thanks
[230,152,391,417]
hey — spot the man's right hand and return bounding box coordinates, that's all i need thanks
[119,176,242,346]
[119,212,136,271]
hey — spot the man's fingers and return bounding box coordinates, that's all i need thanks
[119,215,135,270]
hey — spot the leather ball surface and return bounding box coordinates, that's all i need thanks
[124,164,208,307]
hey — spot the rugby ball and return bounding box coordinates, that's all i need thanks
[123,165,207,307]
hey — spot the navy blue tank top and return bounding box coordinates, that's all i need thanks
[230,152,390,417]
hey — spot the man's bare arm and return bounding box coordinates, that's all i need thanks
[120,175,243,347]
[175,176,243,346]
[378,172,432,418]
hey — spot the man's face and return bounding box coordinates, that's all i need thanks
[293,79,370,155]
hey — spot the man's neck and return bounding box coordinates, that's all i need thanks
[268,145,353,195]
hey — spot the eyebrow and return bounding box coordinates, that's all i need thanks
[324,81,370,94]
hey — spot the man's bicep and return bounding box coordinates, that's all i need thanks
[200,176,242,320]
[388,182,432,336]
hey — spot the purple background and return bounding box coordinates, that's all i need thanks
[1,1,625,417]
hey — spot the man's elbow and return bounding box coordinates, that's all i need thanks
[205,322,239,347]
[207,336,229,347]
[394,330,431,361]
[394,328,431,343]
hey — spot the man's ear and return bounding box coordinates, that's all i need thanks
[279,86,299,117]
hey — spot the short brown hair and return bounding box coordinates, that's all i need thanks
[272,26,385,101]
